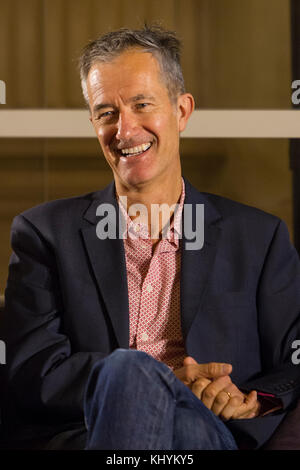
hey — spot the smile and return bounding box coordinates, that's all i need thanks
[119,142,152,157]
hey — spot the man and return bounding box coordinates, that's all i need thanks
[1,26,300,450]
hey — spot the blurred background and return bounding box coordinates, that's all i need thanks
[0,0,296,292]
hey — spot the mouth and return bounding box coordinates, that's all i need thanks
[118,142,153,159]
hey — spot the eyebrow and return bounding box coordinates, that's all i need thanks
[130,94,156,102]
[92,94,156,114]
[92,103,114,114]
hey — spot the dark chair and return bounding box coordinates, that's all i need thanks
[262,399,300,449]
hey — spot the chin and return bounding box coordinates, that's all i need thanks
[120,168,158,188]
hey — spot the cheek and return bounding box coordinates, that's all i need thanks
[96,126,113,149]
[148,113,178,142]
[157,116,179,149]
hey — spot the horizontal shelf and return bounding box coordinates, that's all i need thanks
[0,109,299,138]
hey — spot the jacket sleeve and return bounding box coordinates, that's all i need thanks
[0,214,106,426]
[241,220,300,405]
[228,219,300,449]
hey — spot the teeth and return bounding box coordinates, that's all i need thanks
[121,142,151,156]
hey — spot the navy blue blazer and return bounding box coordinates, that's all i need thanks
[1,178,300,449]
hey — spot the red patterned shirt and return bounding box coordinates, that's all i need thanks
[118,179,186,370]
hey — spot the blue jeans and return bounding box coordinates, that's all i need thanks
[83,349,237,450]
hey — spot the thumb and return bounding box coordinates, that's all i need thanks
[183,356,198,365]
[245,390,257,403]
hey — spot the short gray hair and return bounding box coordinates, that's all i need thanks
[78,25,186,106]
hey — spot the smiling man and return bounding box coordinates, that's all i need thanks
[87,49,189,194]
[85,45,193,239]
[1,26,300,451]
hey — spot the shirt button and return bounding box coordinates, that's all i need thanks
[141,332,149,341]
[146,284,153,293]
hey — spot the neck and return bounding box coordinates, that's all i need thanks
[115,172,182,241]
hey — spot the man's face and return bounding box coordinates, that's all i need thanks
[86,49,193,190]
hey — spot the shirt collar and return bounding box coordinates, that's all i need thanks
[118,178,185,249]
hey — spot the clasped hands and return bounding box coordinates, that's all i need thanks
[174,357,260,420]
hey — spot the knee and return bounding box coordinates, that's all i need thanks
[84,349,177,421]
[99,348,154,374]
[109,348,151,365]
[88,349,171,389]
[87,349,150,382]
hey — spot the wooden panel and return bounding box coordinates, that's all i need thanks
[44,0,68,107]
[195,0,291,108]
[64,0,93,107]
[0,0,294,294]
[12,0,43,107]
[91,0,123,33]
[0,0,292,108]
[0,0,12,106]
[180,138,292,232]
[174,0,205,101]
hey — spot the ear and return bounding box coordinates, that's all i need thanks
[177,93,195,133]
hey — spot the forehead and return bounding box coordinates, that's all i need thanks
[86,50,168,102]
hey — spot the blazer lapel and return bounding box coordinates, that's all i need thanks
[81,182,130,349]
[180,179,222,341]
[79,179,222,349]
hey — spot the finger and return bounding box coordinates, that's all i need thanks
[173,364,207,386]
[173,363,206,384]
[201,376,232,409]
[174,361,232,385]
[218,393,245,420]
[190,377,211,399]
[231,391,258,420]
[197,362,233,379]
[234,391,260,419]
[211,384,243,417]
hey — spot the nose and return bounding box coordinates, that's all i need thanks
[116,109,140,142]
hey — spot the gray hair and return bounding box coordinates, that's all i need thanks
[78,25,186,106]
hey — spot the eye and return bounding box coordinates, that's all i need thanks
[136,103,149,109]
[94,110,116,121]
[100,110,115,118]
